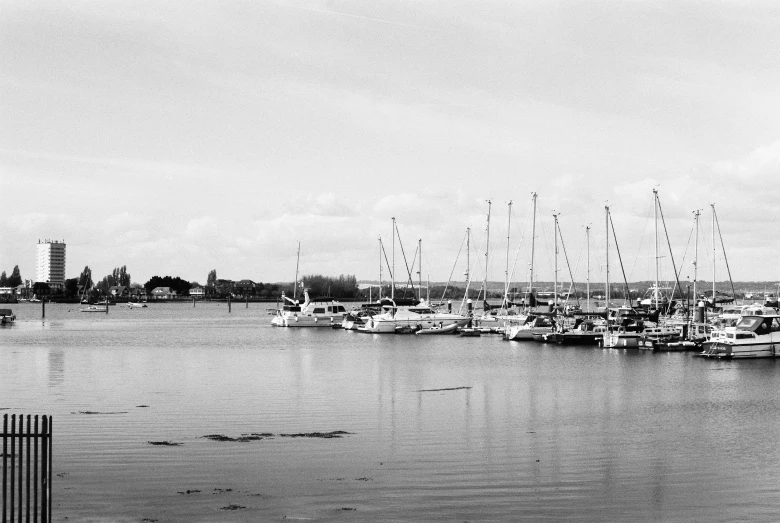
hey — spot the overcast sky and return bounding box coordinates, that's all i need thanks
[3,1,780,288]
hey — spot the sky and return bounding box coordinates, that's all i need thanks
[3,0,780,288]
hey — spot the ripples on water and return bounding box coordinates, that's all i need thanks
[1,302,779,522]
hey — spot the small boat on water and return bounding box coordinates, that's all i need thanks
[80,305,108,313]
[127,302,148,308]
[0,309,16,325]
[415,323,461,335]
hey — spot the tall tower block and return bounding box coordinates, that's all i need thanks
[36,239,66,287]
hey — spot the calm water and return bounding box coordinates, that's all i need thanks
[1,302,780,522]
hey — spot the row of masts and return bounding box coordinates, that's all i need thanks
[296,191,731,309]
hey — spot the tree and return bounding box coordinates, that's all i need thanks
[144,275,191,296]
[207,269,217,288]
[0,271,6,286]
[32,282,50,296]
[7,266,22,287]
[112,265,131,286]
[78,266,93,289]
[64,278,79,298]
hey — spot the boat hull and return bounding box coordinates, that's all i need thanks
[697,342,777,359]
[602,332,641,348]
[271,314,342,327]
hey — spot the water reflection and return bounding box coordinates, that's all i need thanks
[48,348,65,388]
[1,303,780,522]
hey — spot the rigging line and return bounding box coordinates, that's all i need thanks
[566,232,587,308]
[608,211,632,305]
[405,244,420,299]
[656,195,685,302]
[393,221,417,299]
[379,238,395,297]
[629,198,655,282]
[504,205,531,303]
[460,229,487,313]
[674,222,695,288]
[713,207,737,300]
[438,229,467,307]
[557,219,580,307]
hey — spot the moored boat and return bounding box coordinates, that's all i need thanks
[80,305,108,313]
[0,309,16,325]
[271,290,347,327]
[697,314,780,359]
[357,298,469,334]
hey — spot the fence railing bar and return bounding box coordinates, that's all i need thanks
[39,418,46,523]
[46,418,51,523]
[25,415,31,523]
[1,415,51,523]
[32,416,37,523]
[18,414,23,523]
[10,415,15,523]
[3,414,6,523]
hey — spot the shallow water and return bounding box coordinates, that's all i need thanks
[1,302,780,521]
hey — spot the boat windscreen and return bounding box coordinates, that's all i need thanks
[735,316,766,332]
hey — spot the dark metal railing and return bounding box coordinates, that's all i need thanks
[2,414,52,523]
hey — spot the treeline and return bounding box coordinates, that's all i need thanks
[299,274,360,299]
[144,275,191,295]
[0,266,23,287]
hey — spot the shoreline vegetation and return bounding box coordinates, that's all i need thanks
[8,279,777,305]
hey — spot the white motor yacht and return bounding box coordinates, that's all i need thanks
[357,298,469,333]
[271,290,347,327]
[698,314,780,359]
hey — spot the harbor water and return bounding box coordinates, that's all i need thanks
[2,302,780,522]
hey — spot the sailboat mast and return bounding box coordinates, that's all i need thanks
[586,226,591,312]
[653,189,659,310]
[392,217,396,300]
[554,213,559,309]
[466,227,470,284]
[418,239,422,302]
[484,200,491,303]
[528,192,537,308]
[605,205,610,308]
[378,237,383,299]
[693,210,699,307]
[711,204,716,307]
[293,241,300,301]
[505,200,512,308]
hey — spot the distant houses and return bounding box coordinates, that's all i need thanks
[151,287,177,300]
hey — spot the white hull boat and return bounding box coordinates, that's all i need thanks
[271,290,347,327]
[357,299,469,334]
[698,314,780,359]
